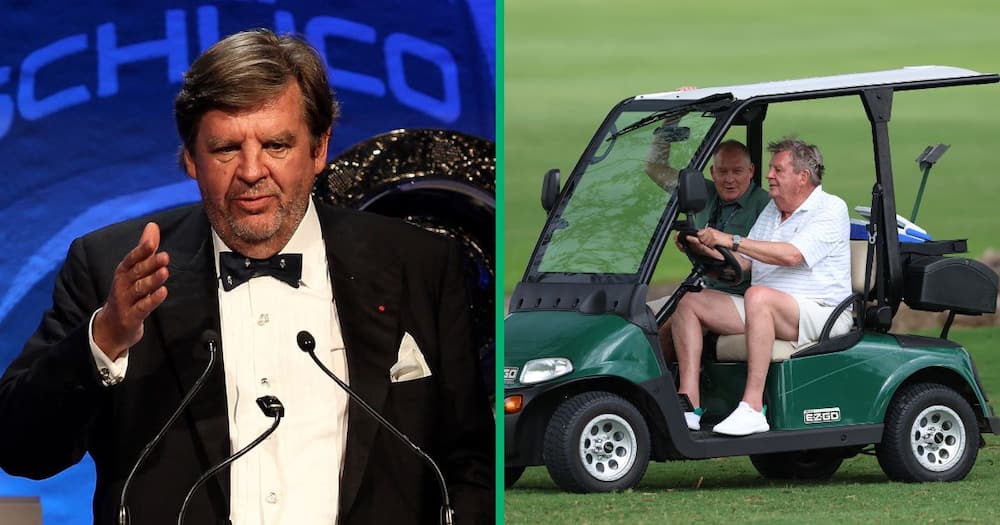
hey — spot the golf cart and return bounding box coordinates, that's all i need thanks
[503,66,1000,493]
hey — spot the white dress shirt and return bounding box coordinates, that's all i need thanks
[91,200,349,523]
[746,185,853,306]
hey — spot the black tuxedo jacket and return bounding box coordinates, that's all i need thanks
[0,202,494,524]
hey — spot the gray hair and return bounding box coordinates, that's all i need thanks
[174,28,338,156]
[767,137,824,185]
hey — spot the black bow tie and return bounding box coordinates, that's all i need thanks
[219,252,303,291]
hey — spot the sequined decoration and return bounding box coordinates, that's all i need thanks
[314,128,494,207]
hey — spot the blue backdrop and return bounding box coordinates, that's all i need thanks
[0,1,495,522]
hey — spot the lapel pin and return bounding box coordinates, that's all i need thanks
[377,305,386,312]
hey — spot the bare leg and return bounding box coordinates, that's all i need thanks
[658,318,675,364]
[671,290,745,408]
[741,286,801,410]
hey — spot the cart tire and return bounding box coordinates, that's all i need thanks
[505,466,526,488]
[749,449,844,480]
[543,392,650,493]
[876,383,979,482]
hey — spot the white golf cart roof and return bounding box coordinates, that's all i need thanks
[635,66,986,102]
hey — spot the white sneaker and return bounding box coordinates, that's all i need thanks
[684,410,702,431]
[713,402,769,436]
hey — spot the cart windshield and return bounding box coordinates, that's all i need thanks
[528,102,720,281]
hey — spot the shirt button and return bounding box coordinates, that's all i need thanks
[257,313,270,326]
[266,491,278,504]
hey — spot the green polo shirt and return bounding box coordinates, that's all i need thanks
[692,180,770,294]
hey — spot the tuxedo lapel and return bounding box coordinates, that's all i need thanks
[316,203,404,516]
[147,206,231,512]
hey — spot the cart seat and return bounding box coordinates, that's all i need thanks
[716,240,869,362]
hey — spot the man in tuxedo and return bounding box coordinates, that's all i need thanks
[0,29,494,524]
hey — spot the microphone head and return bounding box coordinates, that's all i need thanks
[201,329,221,349]
[296,330,316,353]
[256,395,284,417]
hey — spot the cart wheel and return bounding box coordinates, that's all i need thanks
[749,449,844,480]
[876,383,979,482]
[505,466,526,488]
[543,392,650,493]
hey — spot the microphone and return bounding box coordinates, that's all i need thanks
[176,395,284,525]
[118,329,220,525]
[295,330,454,525]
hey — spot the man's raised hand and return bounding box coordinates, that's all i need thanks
[93,223,170,360]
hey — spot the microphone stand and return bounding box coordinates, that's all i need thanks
[118,332,219,525]
[176,396,284,525]
[296,331,454,525]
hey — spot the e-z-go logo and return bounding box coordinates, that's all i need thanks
[0,5,463,140]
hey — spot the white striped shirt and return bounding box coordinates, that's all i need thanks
[746,185,852,306]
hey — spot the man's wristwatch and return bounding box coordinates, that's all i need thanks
[732,235,742,252]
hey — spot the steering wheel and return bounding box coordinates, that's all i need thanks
[677,230,745,285]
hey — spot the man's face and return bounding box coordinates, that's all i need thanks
[766,150,807,206]
[709,148,754,202]
[183,83,329,258]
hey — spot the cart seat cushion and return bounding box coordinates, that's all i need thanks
[850,239,872,294]
[716,335,796,362]
[714,240,868,362]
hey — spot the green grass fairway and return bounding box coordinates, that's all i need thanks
[505,327,1000,523]
[504,0,1000,292]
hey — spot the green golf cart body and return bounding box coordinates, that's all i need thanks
[504,66,1000,493]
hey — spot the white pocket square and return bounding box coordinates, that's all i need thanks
[389,332,432,382]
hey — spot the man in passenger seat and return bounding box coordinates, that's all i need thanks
[657,140,769,359]
[672,137,852,436]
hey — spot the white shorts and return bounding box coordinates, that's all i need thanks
[729,295,853,347]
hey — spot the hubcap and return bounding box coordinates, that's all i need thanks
[909,404,966,472]
[577,414,638,482]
